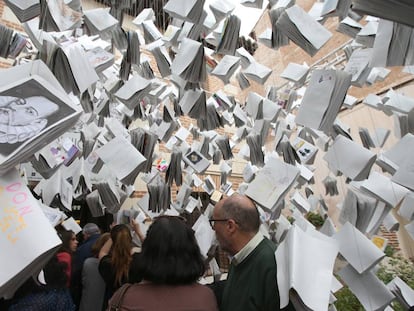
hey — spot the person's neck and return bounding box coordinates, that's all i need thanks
[231,231,256,255]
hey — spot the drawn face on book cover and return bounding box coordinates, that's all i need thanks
[0,95,59,144]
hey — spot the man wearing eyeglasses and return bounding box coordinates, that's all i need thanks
[210,193,293,311]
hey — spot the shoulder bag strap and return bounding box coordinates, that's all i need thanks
[109,283,132,311]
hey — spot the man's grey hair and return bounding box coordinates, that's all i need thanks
[82,223,100,235]
[220,194,260,232]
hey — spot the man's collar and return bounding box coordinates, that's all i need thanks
[232,231,264,266]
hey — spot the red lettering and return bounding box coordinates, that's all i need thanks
[6,182,21,192]
[18,205,32,217]
[12,192,27,205]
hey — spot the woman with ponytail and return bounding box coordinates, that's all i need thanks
[98,221,144,308]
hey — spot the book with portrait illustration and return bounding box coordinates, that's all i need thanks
[0,59,82,174]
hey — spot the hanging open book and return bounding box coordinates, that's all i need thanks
[0,60,82,174]
[0,168,62,299]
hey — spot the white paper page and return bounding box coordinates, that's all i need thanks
[361,171,410,208]
[323,135,376,180]
[0,168,62,298]
[334,222,385,274]
[295,70,336,129]
[212,55,240,77]
[192,214,216,258]
[392,157,414,191]
[286,5,332,50]
[171,38,202,75]
[61,217,82,235]
[398,193,414,221]
[387,277,414,307]
[243,61,272,82]
[384,90,414,114]
[115,75,152,101]
[276,225,339,310]
[280,62,309,82]
[95,136,146,181]
[245,157,299,210]
[163,0,202,22]
[338,264,394,311]
[370,19,393,67]
[383,133,414,171]
[83,8,118,32]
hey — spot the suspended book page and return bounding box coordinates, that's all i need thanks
[240,0,263,9]
[386,276,414,309]
[338,264,394,311]
[0,24,13,59]
[40,0,82,32]
[361,171,410,208]
[216,14,241,56]
[280,62,309,86]
[379,133,414,174]
[269,6,290,50]
[22,17,57,51]
[146,40,172,78]
[352,0,414,28]
[398,193,414,221]
[171,37,206,83]
[276,5,332,57]
[132,8,155,27]
[335,222,385,274]
[142,20,163,44]
[163,0,205,24]
[178,88,207,119]
[4,0,40,22]
[355,20,378,48]
[295,69,352,134]
[320,0,352,20]
[275,225,339,311]
[0,60,82,174]
[209,0,235,22]
[211,55,240,84]
[323,135,376,181]
[183,149,210,174]
[243,61,272,84]
[370,19,414,67]
[0,168,62,299]
[83,8,119,35]
[147,174,171,213]
[86,46,115,74]
[95,136,146,185]
[336,16,363,38]
[245,156,300,211]
[114,75,152,109]
[344,48,373,87]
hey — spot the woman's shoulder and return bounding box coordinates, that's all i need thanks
[56,251,71,262]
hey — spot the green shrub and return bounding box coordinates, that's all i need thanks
[305,212,325,227]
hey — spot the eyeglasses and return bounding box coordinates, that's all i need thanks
[209,219,229,227]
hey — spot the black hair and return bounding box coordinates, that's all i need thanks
[56,226,75,254]
[137,216,205,285]
[43,254,68,288]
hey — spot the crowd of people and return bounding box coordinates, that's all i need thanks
[1,194,295,311]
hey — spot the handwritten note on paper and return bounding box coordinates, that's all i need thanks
[0,168,61,299]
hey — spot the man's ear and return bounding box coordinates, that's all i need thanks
[227,219,238,233]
